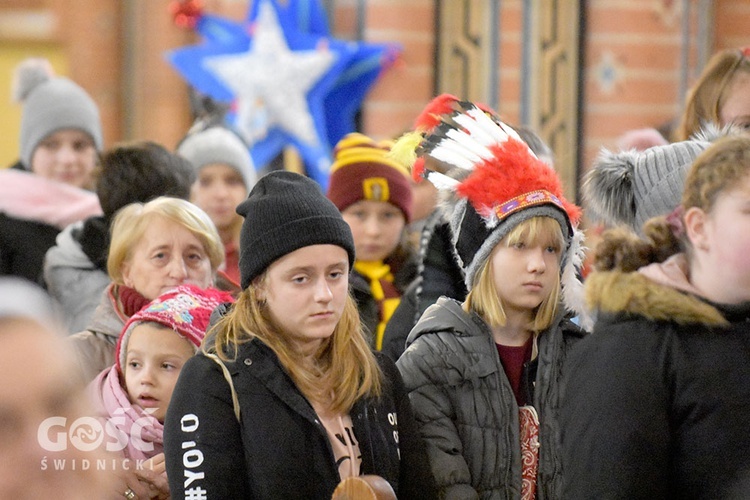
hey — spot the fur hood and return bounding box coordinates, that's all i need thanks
[585,270,728,327]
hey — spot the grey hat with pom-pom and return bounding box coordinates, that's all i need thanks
[583,124,732,234]
[13,58,103,170]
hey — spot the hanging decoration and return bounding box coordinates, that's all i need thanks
[167,0,401,189]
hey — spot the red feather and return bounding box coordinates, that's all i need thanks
[412,157,426,181]
[456,139,581,224]
[414,94,459,131]
[170,0,204,30]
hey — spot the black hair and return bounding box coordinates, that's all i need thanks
[96,141,195,220]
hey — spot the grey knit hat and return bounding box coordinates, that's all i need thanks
[236,170,355,289]
[583,125,730,233]
[13,58,102,170]
[177,127,257,190]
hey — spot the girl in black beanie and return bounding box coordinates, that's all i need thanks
[163,170,435,499]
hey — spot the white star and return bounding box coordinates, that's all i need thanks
[203,1,336,146]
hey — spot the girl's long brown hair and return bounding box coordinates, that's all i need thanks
[206,276,382,414]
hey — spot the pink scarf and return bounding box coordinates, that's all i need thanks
[87,367,163,461]
[0,169,101,229]
[638,253,703,297]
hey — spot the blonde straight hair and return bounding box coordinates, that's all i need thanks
[207,276,382,414]
[464,216,563,332]
[107,197,224,284]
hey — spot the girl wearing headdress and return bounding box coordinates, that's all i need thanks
[396,95,589,499]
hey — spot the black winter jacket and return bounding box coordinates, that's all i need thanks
[0,213,59,284]
[381,214,467,361]
[164,338,436,499]
[561,270,750,499]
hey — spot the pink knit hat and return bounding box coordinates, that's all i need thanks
[115,284,234,374]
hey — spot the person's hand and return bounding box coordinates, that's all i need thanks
[107,454,170,500]
[109,466,151,500]
[136,453,170,499]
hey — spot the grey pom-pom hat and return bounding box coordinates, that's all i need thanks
[14,58,102,169]
[583,124,731,233]
[177,126,257,190]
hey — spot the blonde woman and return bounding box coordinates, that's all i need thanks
[68,196,225,382]
[163,171,435,499]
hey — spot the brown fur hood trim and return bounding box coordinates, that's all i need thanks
[585,271,729,327]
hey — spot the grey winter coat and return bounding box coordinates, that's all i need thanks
[68,283,127,383]
[44,221,110,334]
[397,297,585,499]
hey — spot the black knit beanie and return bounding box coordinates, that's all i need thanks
[236,170,355,289]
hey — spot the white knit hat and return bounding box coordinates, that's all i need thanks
[177,126,257,190]
[13,58,103,169]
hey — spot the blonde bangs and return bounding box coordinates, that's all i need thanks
[504,216,565,254]
[464,216,564,332]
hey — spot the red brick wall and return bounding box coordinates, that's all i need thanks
[583,1,686,170]
[356,0,436,139]
[54,0,122,148]
[361,0,750,174]
[716,0,750,49]
[356,0,524,140]
[582,0,750,172]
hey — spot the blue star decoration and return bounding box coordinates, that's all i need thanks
[166,0,401,189]
[250,0,401,148]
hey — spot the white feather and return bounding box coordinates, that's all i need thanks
[457,106,538,160]
[497,120,525,144]
[560,227,592,331]
[452,112,504,146]
[464,106,513,144]
[429,144,479,171]
[425,171,461,190]
[445,128,495,160]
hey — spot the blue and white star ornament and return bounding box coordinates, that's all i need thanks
[167,0,401,189]
[252,0,403,147]
[167,0,352,187]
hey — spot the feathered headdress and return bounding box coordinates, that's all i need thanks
[410,94,589,327]
[388,93,460,182]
